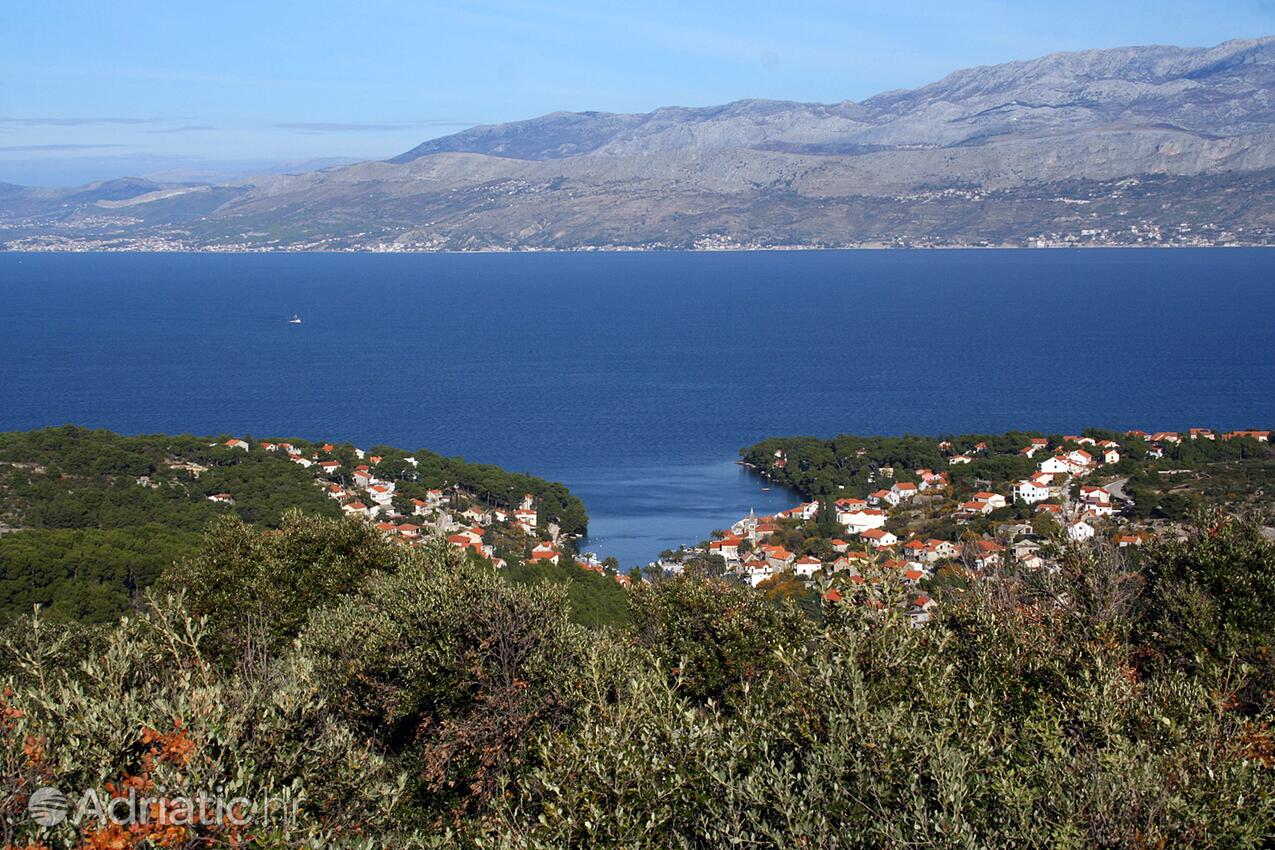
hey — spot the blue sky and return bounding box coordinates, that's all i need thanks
[3,0,1273,185]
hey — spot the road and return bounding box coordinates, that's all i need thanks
[1103,477,1132,503]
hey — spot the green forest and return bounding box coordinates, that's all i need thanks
[1,511,1272,848]
[0,426,589,623]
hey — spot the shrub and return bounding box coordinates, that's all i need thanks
[165,510,414,667]
[0,600,421,850]
[299,540,590,825]
[628,574,812,707]
[485,535,1275,849]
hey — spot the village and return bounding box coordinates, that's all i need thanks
[654,427,1272,626]
[205,436,631,586]
[193,425,1272,627]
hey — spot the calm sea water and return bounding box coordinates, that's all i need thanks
[2,249,1273,565]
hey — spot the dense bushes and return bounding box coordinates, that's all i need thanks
[489,525,1275,849]
[0,600,413,849]
[2,514,1273,848]
[629,574,811,705]
[1137,516,1275,710]
[503,558,632,628]
[164,510,415,663]
[302,542,589,823]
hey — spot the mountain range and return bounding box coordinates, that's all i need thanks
[5,36,1275,251]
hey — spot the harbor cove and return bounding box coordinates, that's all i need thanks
[2,248,1272,566]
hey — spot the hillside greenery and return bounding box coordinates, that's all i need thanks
[0,426,589,624]
[0,511,1271,848]
[742,428,1273,509]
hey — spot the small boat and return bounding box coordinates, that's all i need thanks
[288,314,302,324]
[761,487,770,492]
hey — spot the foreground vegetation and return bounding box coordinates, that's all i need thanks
[1,510,1272,848]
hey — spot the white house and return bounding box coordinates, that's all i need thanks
[833,499,869,525]
[1039,455,1072,474]
[891,482,919,502]
[342,501,373,518]
[1066,449,1095,469]
[1079,486,1111,506]
[790,502,820,520]
[907,595,937,627]
[861,528,898,548]
[840,509,887,534]
[927,539,960,561]
[793,556,823,578]
[708,537,741,562]
[966,540,1005,570]
[224,438,249,451]
[743,561,778,588]
[1012,479,1051,504]
[1066,520,1095,542]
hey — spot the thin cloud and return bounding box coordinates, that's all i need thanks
[277,120,475,133]
[0,143,127,151]
[147,124,218,133]
[0,117,162,127]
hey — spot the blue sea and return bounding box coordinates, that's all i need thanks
[1,249,1273,566]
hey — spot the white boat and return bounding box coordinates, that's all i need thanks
[288,314,302,324]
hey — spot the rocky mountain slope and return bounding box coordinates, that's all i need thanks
[5,37,1275,250]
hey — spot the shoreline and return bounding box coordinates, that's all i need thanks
[4,243,1274,255]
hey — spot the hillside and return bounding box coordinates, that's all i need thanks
[0,426,604,623]
[4,37,1275,251]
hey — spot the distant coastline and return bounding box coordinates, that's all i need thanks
[5,242,1273,254]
